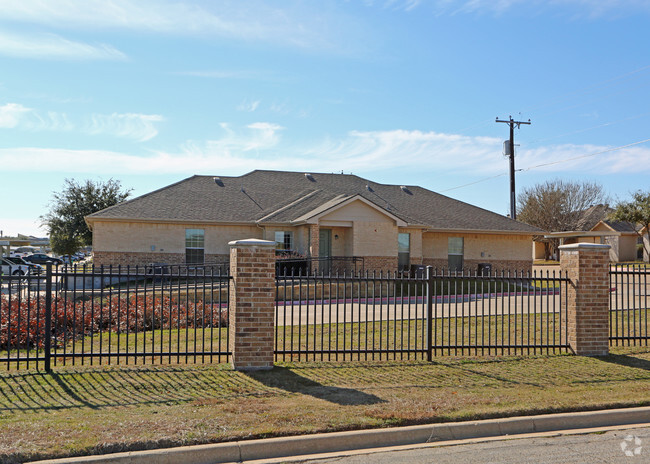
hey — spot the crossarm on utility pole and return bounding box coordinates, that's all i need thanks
[496,116,531,221]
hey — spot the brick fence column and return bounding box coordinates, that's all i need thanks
[229,239,276,370]
[559,243,610,356]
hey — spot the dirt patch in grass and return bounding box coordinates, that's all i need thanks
[1,347,650,463]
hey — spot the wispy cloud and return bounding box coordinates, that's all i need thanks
[367,0,650,16]
[0,102,162,141]
[0,102,74,131]
[237,99,261,112]
[2,126,649,177]
[205,122,285,154]
[0,29,126,60]
[0,0,358,50]
[0,103,32,128]
[87,113,164,142]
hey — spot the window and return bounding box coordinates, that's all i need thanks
[274,231,293,251]
[448,237,463,272]
[398,233,410,271]
[185,229,204,264]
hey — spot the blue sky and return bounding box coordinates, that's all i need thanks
[2,0,650,237]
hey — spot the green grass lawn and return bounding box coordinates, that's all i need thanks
[3,309,571,370]
[1,346,650,463]
[5,307,646,369]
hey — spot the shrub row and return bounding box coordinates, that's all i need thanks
[1,295,228,350]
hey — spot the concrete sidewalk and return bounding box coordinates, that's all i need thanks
[30,406,650,464]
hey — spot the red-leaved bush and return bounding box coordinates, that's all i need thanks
[1,295,228,350]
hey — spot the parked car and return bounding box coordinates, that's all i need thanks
[9,251,30,258]
[4,256,43,274]
[0,257,33,275]
[61,255,81,265]
[24,253,64,266]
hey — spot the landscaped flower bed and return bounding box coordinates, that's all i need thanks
[1,295,228,350]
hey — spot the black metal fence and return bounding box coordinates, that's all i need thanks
[610,264,649,345]
[276,256,364,276]
[6,261,649,370]
[0,264,230,370]
[275,268,570,361]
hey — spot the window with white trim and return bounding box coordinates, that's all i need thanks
[448,237,464,272]
[398,232,410,271]
[185,229,205,264]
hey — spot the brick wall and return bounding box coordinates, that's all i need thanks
[228,239,276,371]
[363,256,398,273]
[422,258,532,273]
[560,243,610,356]
[92,251,229,267]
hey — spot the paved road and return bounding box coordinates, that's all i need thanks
[298,426,649,464]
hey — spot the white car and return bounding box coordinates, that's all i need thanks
[0,257,32,276]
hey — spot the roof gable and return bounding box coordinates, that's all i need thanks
[294,195,407,226]
[591,220,638,234]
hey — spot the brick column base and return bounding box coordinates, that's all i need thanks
[229,239,276,370]
[560,243,610,356]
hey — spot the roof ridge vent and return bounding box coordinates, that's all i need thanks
[305,173,316,182]
[213,177,224,187]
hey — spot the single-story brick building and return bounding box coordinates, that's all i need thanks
[86,170,541,272]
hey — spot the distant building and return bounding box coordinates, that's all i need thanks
[539,204,644,262]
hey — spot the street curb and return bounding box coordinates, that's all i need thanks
[28,406,650,464]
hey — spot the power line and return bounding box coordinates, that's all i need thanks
[519,137,650,172]
[527,111,650,145]
[440,137,650,193]
[440,173,507,193]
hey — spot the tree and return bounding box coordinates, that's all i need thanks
[42,179,131,256]
[517,179,608,259]
[610,190,650,262]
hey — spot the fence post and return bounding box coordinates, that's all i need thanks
[44,263,52,372]
[228,239,277,371]
[426,266,433,362]
[559,243,610,356]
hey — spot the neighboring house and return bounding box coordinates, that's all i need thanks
[591,220,640,262]
[539,204,644,262]
[85,170,541,273]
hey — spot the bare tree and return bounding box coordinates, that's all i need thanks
[517,179,608,259]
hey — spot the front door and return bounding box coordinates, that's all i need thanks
[319,229,332,275]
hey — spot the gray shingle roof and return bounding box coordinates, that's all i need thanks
[87,170,540,233]
[575,204,637,233]
[601,220,638,233]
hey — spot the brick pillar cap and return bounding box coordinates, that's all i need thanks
[229,238,276,248]
[559,243,611,251]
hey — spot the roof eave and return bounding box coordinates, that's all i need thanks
[424,228,538,236]
[85,216,264,227]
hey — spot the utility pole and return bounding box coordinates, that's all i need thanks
[496,115,531,220]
